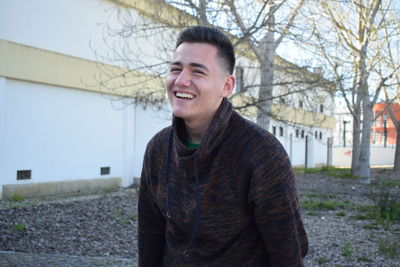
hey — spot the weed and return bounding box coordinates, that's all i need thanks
[304,168,320,174]
[382,180,400,187]
[336,211,346,217]
[101,187,116,194]
[112,209,138,225]
[14,223,27,231]
[301,199,348,210]
[352,213,374,220]
[316,257,330,264]
[368,232,376,239]
[321,166,357,179]
[368,180,400,226]
[342,241,353,258]
[357,256,373,262]
[302,193,336,198]
[363,223,379,230]
[11,194,23,202]
[378,237,399,259]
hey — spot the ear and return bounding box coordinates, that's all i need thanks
[220,75,235,98]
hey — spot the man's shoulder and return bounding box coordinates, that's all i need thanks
[231,112,275,143]
[231,112,288,159]
[146,126,172,153]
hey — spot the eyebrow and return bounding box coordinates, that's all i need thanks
[170,61,209,72]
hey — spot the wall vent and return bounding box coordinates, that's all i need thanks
[100,167,110,175]
[17,170,31,180]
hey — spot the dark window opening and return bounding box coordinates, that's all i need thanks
[101,167,111,175]
[17,170,31,180]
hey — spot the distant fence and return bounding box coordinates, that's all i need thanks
[333,147,395,167]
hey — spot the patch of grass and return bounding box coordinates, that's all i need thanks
[321,166,357,179]
[112,209,138,225]
[335,211,346,217]
[382,180,400,187]
[369,182,400,224]
[363,223,379,230]
[301,199,348,210]
[295,166,357,178]
[316,257,330,264]
[14,223,27,231]
[378,237,399,259]
[11,194,23,202]
[302,192,336,198]
[342,241,353,258]
[101,187,116,194]
[368,232,376,239]
[304,168,320,174]
[357,256,373,262]
[352,213,375,220]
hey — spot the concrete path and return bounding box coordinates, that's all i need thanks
[0,250,136,267]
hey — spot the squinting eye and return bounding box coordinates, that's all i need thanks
[193,70,205,75]
[170,68,181,73]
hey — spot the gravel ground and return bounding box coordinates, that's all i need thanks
[0,169,399,266]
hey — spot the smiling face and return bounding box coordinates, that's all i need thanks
[166,42,234,125]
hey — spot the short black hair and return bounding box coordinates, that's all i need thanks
[176,26,235,75]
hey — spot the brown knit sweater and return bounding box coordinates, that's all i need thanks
[138,98,308,266]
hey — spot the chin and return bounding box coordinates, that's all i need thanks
[172,108,190,120]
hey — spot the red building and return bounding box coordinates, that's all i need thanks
[371,103,400,146]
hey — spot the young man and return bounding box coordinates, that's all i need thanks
[138,26,308,266]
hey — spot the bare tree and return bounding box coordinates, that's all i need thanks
[381,11,400,171]
[298,0,399,182]
[95,0,334,131]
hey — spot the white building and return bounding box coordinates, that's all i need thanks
[0,0,335,199]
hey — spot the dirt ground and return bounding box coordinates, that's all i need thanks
[0,168,399,266]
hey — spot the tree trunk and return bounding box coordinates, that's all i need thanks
[359,97,372,183]
[351,113,361,176]
[257,60,274,131]
[394,125,400,172]
[256,20,275,131]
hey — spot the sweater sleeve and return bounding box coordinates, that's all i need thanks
[249,139,308,266]
[138,145,166,267]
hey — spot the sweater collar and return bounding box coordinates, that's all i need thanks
[172,98,233,169]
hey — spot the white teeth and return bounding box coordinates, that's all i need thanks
[176,92,195,99]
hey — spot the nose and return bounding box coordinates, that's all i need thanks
[175,69,191,87]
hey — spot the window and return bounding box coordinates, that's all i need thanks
[301,130,305,138]
[17,170,31,180]
[315,131,318,138]
[279,127,284,137]
[319,132,322,139]
[320,104,324,113]
[101,167,111,175]
[299,100,303,109]
[296,129,299,138]
[235,66,244,93]
[272,126,276,136]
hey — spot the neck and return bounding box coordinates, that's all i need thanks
[184,116,214,144]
